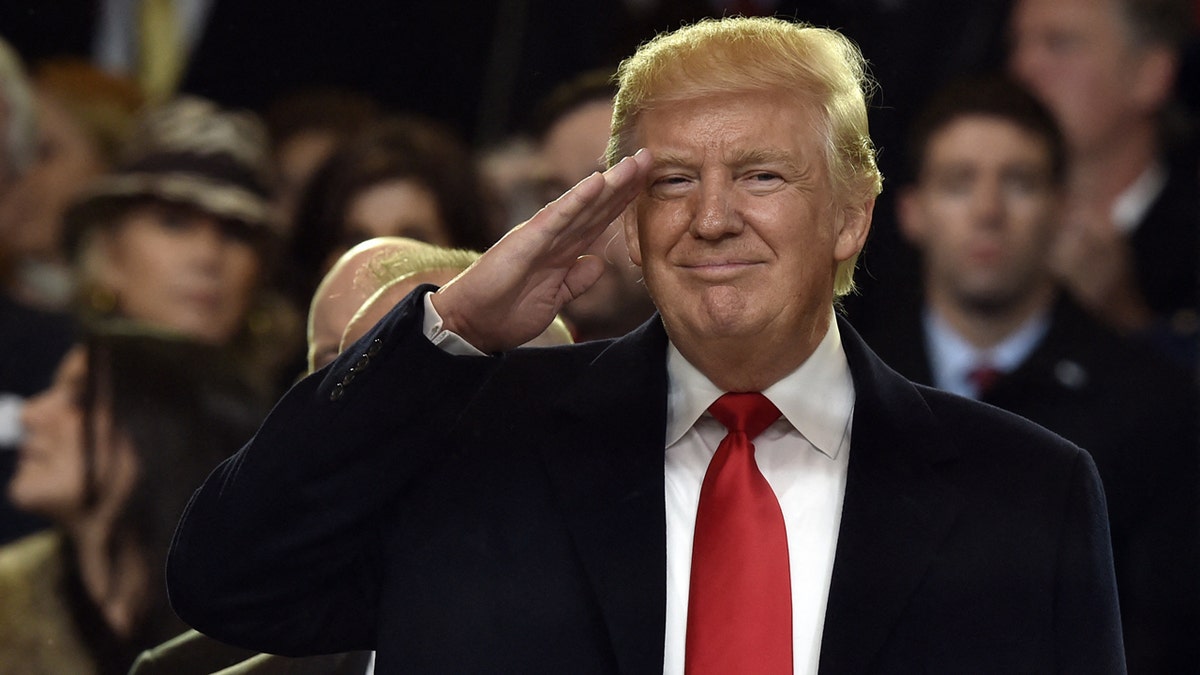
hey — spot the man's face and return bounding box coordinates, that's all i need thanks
[900,115,1060,314]
[541,99,653,339]
[1008,0,1155,155]
[625,89,869,349]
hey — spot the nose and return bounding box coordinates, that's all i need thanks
[186,217,229,268]
[689,178,742,240]
[16,391,45,442]
[972,177,1006,229]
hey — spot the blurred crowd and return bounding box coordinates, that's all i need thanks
[0,1,1196,673]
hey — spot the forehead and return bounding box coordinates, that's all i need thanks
[633,89,825,163]
[1014,0,1124,39]
[924,116,1054,170]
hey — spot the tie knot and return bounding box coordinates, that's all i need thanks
[708,392,781,441]
[967,363,1003,396]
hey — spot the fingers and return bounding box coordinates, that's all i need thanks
[562,254,607,302]
[538,149,651,247]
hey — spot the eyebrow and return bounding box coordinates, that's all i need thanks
[650,148,802,171]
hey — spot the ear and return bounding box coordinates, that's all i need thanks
[84,228,125,291]
[1131,46,1178,112]
[896,185,926,246]
[833,197,874,263]
[622,208,642,267]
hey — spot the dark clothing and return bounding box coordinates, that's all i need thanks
[859,294,1200,674]
[168,287,1125,673]
[1129,157,1200,365]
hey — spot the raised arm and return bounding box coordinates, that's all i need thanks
[166,150,651,656]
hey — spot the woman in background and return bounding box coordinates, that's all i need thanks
[0,323,268,674]
[287,115,496,310]
[63,96,301,394]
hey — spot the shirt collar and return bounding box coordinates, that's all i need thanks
[923,305,1051,397]
[1112,161,1167,234]
[664,316,855,460]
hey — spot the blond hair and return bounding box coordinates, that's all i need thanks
[607,16,883,297]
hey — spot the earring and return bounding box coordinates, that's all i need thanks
[88,285,118,314]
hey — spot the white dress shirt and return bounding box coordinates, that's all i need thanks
[423,295,855,675]
[922,307,1049,399]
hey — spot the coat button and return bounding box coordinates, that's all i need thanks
[341,371,356,386]
[355,355,370,371]
[330,383,345,401]
[367,339,382,356]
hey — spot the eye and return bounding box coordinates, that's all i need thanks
[742,171,783,193]
[155,206,193,231]
[649,174,692,198]
[218,219,259,245]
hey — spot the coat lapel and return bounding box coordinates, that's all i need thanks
[818,318,963,674]
[538,316,670,674]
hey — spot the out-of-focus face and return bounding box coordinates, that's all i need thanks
[1008,0,1157,155]
[900,115,1060,314]
[8,347,88,521]
[540,100,613,197]
[541,99,654,339]
[0,89,105,258]
[273,129,340,236]
[307,237,448,372]
[9,347,135,524]
[341,179,449,252]
[625,89,870,353]
[95,202,261,344]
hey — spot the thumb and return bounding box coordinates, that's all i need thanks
[562,255,607,302]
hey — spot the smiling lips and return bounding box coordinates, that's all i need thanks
[679,260,763,282]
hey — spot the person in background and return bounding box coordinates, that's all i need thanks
[287,116,495,315]
[308,237,574,373]
[262,87,381,240]
[1009,0,1199,364]
[862,74,1199,673]
[0,37,77,546]
[527,68,656,342]
[62,95,302,396]
[0,323,268,675]
[0,58,143,311]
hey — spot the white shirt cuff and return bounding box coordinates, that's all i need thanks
[422,292,487,356]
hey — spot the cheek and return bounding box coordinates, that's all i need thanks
[10,448,87,516]
[225,247,261,289]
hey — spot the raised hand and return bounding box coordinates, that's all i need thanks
[431,149,652,352]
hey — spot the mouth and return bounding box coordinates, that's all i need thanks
[181,290,224,309]
[679,260,763,281]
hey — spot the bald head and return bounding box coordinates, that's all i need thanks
[308,236,574,372]
[307,237,444,371]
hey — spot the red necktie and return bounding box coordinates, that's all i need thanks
[968,363,1002,397]
[685,393,792,674]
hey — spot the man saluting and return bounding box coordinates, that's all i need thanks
[167,16,1125,675]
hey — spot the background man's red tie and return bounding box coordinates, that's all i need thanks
[686,392,792,674]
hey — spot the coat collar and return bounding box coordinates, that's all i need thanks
[537,314,962,674]
[539,315,671,675]
[817,316,962,674]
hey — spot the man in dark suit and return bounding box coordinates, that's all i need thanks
[858,74,1199,674]
[166,17,1125,674]
[1008,0,1199,365]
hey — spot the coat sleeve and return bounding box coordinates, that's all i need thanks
[166,287,502,656]
[1054,449,1127,674]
